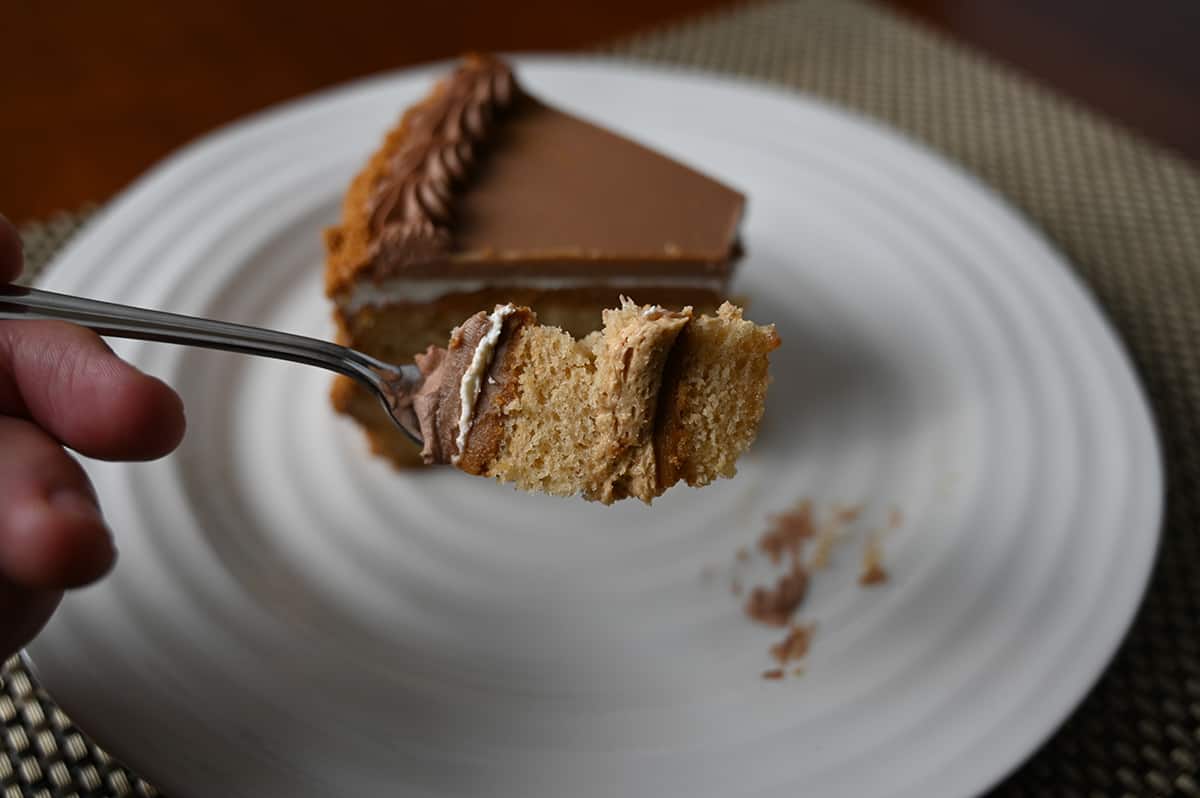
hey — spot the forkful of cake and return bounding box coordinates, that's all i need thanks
[0,285,778,504]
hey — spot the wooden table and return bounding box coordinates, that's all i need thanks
[3,0,1196,223]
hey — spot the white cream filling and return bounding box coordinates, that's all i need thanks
[340,274,725,312]
[453,303,516,464]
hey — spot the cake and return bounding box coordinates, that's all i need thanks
[412,298,780,504]
[325,54,747,465]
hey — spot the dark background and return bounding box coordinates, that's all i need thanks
[4,0,1198,223]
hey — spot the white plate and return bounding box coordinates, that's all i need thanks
[27,58,1161,798]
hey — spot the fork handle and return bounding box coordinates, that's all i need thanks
[0,283,418,393]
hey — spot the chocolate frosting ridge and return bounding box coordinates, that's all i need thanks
[366,54,517,272]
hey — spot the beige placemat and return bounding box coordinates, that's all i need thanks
[5,0,1199,794]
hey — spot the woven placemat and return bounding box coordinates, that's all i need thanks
[5,0,1200,795]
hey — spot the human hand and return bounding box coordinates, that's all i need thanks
[0,214,186,659]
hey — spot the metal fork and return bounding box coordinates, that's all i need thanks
[0,284,425,445]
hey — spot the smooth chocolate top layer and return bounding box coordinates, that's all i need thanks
[451,98,743,271]
[325,54,745,296]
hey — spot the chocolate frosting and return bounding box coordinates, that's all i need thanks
[365,55,517,273]
[413,316,481,465]
[413,305,532,467]
[588,307,691,503]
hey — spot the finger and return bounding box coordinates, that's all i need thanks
[0,213,21,283]
[0,416,116,590]
[0,577,61,657]
[0,320,186,461]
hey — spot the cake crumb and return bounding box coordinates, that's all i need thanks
[808,522,842,570]
[770,623,814,665]
[809,504,860,570]
[758,500,814,565]
[834,504,864,524]
[745,561,808,627]
[859,533,889,586]
[717,498,900,678]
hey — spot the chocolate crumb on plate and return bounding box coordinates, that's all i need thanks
[859,532,889,586]
[757,500,814,565]
[833,503,864,524]
[809,503,866,571]
[709,498,900,677]
[808,521,842,571]
[769,623,815,665]
[745,561,809,627]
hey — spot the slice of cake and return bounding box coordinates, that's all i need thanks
[325,54,746,466]
[413,299,780,504]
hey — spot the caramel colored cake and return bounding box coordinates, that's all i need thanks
[414,299,780,504]
[326,54,746,465]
